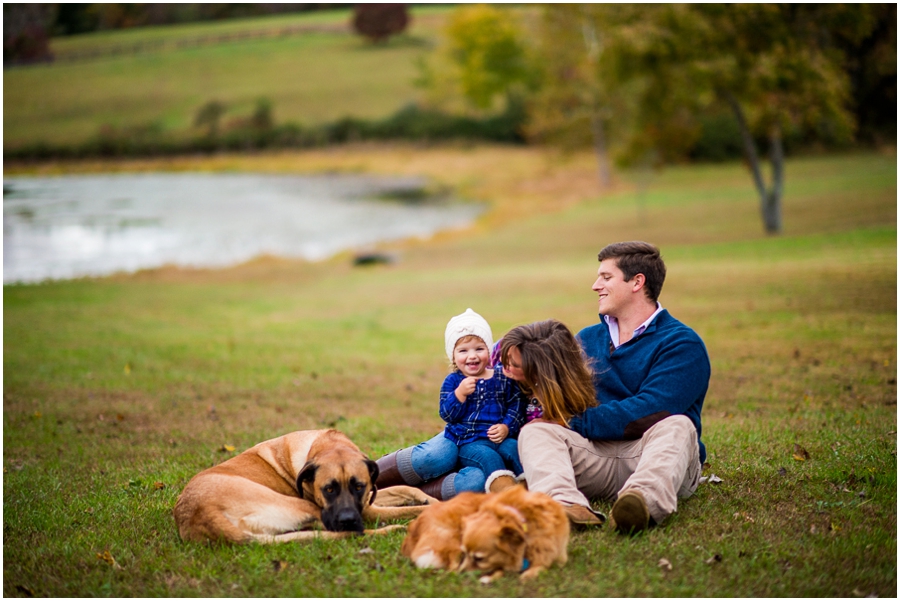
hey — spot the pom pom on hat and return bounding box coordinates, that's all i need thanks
[445,308,493,362]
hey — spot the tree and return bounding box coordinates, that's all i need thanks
[535,4,881,234]
[3,3,55,65]
[416,5,534,115]
[194,101,227,138]
[527,5,646,189]
[351,4,409,44]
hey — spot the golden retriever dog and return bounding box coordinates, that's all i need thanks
[401,486,570,582]
[401,491,488,570]
[460,485,570,582]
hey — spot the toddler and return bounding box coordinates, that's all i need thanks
[440,308,526,493]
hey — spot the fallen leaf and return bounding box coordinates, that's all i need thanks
[32,411,42,419]
[358,547,375,555]
[14,585,35,597]
[218,444,236,453]
[705,553,722,565]
[153,482,166,490]
[658,558,673,571]
[792,443,811,461]
[96,550,123,570]
[271,560,288,573]
[124,363,131,375]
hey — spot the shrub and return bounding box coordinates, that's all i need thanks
[351,4,409,44]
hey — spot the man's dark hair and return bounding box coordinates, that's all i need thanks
[598,241,666,302]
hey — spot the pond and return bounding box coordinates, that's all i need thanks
[3,173,483,284]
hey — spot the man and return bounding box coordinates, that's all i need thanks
[518,241,710,534]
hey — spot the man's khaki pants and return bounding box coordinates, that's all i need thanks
[517,415,702,524]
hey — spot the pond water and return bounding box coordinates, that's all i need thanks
[3,173,483,284]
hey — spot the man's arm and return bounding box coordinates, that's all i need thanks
[568,337,710,440]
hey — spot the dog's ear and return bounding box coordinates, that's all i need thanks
[365,458,379,483]
[499,525,525,551]
[297,461,317,492]
[365,459,379,505]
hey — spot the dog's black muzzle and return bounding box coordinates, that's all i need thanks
[321,499,365,533]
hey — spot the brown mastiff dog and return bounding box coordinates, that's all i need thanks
[174,429,436,543]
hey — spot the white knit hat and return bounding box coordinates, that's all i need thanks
[444,308,493,362]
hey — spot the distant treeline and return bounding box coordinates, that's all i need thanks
[59,4,348,36]
[3,3,351,65]
[3,98,832,164]
[4,102,529,161]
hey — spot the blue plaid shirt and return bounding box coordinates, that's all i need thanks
[439,369,526,445]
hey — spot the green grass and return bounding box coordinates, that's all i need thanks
[3,150,896,596]
[3,7,452,148]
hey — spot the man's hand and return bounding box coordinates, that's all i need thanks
[487,423,509,443]
[454,377,478,402]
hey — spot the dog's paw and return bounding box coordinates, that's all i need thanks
[479,570,503,585]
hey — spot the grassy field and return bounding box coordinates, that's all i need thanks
[3,6,453,148]
[3,145,896,596]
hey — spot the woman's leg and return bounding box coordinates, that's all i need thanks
[432,466,486,498]
[407,433,460,482]
[375,432,457,487]
[376,433,490,500]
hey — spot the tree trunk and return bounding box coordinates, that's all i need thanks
[589,104,611,188]
[724,91,783,234]
[582,18,611,189]
[763,126,784,233]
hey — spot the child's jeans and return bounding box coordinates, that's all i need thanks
[406,432,486,495]
[458,438,523,477]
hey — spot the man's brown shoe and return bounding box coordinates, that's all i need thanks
[610,490,650,535]
[563,503,606,529]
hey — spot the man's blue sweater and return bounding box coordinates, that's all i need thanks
[568,309,710,464]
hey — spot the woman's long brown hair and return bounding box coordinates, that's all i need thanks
[500,319,596,426]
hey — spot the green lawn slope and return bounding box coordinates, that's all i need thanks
[4,7,450,148]
[3,146,896,596]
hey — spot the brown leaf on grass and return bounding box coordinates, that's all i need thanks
[96,550,123,570]
[153,481,166,490]
[704,553,722,565]
[658,558,673,571]
[792,443,811,461]
[14,585,35,597]
[272,560,288,573]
